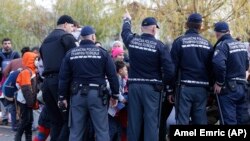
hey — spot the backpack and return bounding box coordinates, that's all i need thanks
[2,68,32,101]
[0,51,18,71]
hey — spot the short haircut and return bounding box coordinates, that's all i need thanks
[235,37,241,41]
[31,46,39,52]
[2,38,11,44]
[73,20,81,28]
[186,22,201,30]
[21,47,30,56]
[115,60,126,73]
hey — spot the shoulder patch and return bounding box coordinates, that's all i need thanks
[214,50,219,56]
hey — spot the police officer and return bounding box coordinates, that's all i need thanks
[39,15,77,141]
[58,26,119,141]
[169,13,213,125]
[121,11,175,141]
[212,21,249,124]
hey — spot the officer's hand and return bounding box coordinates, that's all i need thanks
[58,99,68,109]
[213,83,222,94]
[123,9,132,20]
[167,95,175,104]
[110,98,118,107]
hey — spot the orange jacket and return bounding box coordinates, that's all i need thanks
[16,52,37,86]
[16,52,38,107]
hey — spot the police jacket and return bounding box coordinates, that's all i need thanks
[212,34,249,85]
[121,19,175,85]
[58,40,119,99]
[40,29,77,76]
[171,29,213,87]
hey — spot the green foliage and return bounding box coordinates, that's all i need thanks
[0,0,249,52]
[0,0,54,51]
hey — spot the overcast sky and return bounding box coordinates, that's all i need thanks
[35,0,55,11]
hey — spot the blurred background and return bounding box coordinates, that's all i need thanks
[0,0,250,50]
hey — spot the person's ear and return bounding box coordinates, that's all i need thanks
[92,35,96,42]
[63,23,67,28]
[152,26,157,35]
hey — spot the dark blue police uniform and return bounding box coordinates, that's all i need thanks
[170,13,213,125]
[212,22,249,124]
[58,26,119,141]
[121,17,175,141]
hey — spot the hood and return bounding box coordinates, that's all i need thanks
[22,52,38,72]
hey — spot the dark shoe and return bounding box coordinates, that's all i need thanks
[1,119,8,125]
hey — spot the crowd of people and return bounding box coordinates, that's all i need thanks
[0,10,249,141]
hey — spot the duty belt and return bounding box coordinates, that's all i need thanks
[78,83,100,89]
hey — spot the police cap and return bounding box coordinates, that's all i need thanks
[81,26,96,36]
[187,13,202,23]
[141,17,159,28]
[214,21,229,33]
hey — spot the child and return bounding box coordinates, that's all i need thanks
[108,60,128,141]
[15,52,38,141]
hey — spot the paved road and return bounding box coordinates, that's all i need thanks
[0,125,39,141]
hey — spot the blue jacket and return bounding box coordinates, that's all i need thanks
[121,19,175,85]
[58,40,119,99]
[212,34,249,85]
[171,29,213,87]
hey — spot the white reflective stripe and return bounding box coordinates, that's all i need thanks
[181,80,209,85]
[229,48,247,54]
[79,83,100,87]
[181,44,210,49]
[128,78,162,83]
[70,55,101,60]
[128,44,157,52]
[89,83,100,87]
[231,77,247,81]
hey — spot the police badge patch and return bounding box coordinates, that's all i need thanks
[214,50,219,56]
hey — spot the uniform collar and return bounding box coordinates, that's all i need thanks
[80,40,95,46]
[141,33,155,38]
[213,34,233,48]
[185,28,199,34]
[218,34,233,41]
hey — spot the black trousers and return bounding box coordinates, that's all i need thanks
[42,76,69,141]
[159,100,173,141]
[15,103,33,141]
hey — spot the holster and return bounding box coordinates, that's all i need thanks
[225,80,247,92]
[70,82,79,95]
[226,81,237,92]
[99,84,110,106]
[154,84,164,92]
[70,82,90,96]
